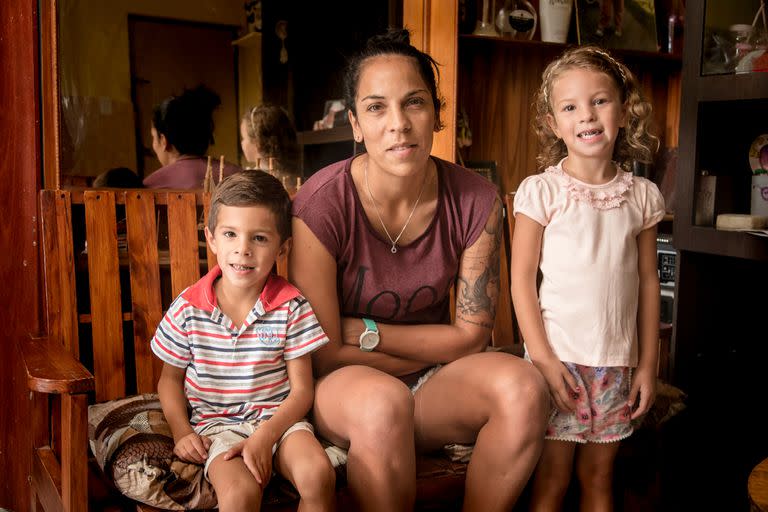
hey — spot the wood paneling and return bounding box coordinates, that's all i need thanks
[0,0,43,508]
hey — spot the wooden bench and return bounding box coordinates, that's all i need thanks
[23,188,508,512]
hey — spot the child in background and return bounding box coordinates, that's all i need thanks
[151,171,334,511]
[510,46,665,510]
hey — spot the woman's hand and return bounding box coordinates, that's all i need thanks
[532,357,579,413]
[341,317,363,346]
[628,364,657,419]
[224,431,273,487]
[173,431,211,464]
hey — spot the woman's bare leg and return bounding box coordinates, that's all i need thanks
[275,430,336,512]
[529,440,577,511]
[414,352,549,512]
[312,365,416,512]
[575,441,621,512]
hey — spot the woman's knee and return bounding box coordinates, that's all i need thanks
[350,379,414,440]
[489,360,549,423]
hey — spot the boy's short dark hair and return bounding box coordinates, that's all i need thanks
[208,170,291,242]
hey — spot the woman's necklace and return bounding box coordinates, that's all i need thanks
[364,161,427,254]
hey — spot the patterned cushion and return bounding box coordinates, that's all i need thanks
[88,394,217,510]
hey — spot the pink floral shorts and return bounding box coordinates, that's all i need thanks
[546,362,633,444]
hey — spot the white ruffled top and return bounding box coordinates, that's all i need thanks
[547,159,634,210]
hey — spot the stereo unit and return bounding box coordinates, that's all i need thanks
[657,234,676,324]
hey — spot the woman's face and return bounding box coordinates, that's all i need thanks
[151,126,170,167]
[350,54,436,177]
[240,120,262,164]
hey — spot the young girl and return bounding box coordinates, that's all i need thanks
[510,46,665,510]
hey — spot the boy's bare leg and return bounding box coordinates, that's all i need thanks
[413,352,550,512]
[207,453,263,512]
[275,429,336,511]
[575,441,621,512]
[312,365,416,512]
[530,440,577,511]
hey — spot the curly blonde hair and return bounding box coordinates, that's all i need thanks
[242,104,299,173]
[533,46,659,171]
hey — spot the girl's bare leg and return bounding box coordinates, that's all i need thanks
[312,365,416,512]
[414,352,549,512]
[575,441,621,512]
[529,440,577,511]
[275,429,336,512]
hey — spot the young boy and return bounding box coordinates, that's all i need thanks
[151,171,335,511]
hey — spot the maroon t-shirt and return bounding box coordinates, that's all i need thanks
[143,157,242,189]
[292,156,498,325]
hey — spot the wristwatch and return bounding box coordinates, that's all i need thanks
[358,318,380,352]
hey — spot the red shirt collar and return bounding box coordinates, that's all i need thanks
[181,265,301,313]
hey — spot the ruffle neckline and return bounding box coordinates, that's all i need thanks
[547,161,634,210]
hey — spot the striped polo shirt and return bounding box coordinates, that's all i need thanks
[151,266,329,431]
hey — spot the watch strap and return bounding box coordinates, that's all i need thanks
[362,317,378,332]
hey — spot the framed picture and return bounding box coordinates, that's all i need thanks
[575,0,658,52]
[465,160,498,185]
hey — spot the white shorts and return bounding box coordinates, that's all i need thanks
[200,419,314,479]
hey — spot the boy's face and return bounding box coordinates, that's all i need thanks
[205,205,289,295]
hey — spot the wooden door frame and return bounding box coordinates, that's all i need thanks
[403,0,458,163]
[0,0,44,509]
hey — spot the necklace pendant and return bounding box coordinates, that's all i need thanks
[391,245,398,254]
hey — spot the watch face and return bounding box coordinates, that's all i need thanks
[360,331,379,350]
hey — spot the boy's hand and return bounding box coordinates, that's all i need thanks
[173,432,211,464]
[223,432,273,486]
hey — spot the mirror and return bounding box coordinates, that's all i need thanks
[42,0,398,189]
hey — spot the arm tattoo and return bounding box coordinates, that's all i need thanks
[455,200,502,329]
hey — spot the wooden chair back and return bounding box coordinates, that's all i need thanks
[40,189,215,402]
[491,191,522,350]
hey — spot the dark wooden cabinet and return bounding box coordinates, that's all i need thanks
[670,1,768,509]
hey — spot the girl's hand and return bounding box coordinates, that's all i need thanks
[224,433,273,487]
[628,365,657,419]
[532,358,579,413]
[173,432,211,464]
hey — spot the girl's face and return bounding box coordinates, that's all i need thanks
[349,54,437,177]
[547,67,627,165]
[240,120,262,164]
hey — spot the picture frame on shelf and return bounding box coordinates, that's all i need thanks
[575,0,659,52]
[465,160,498,186]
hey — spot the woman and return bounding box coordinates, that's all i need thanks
[240,104,300,184]
[143,85,241,189]
[290,29,549,511]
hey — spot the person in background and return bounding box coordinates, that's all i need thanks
[511,46,664,510]
[144,85,241,189]
[240,104,301,187]
[151,170,335,511]
[290,28,549,512]
[92,167,143,188]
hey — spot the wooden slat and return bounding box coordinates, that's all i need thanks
[202,194,216,272]
[125,191,163,394]
[33,447,64,512]
[167,192,201,296]
[39,190,79,357]
[61,393,88,512]
[83,191,125,401]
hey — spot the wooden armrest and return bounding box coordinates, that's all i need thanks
[19,334,94,394]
